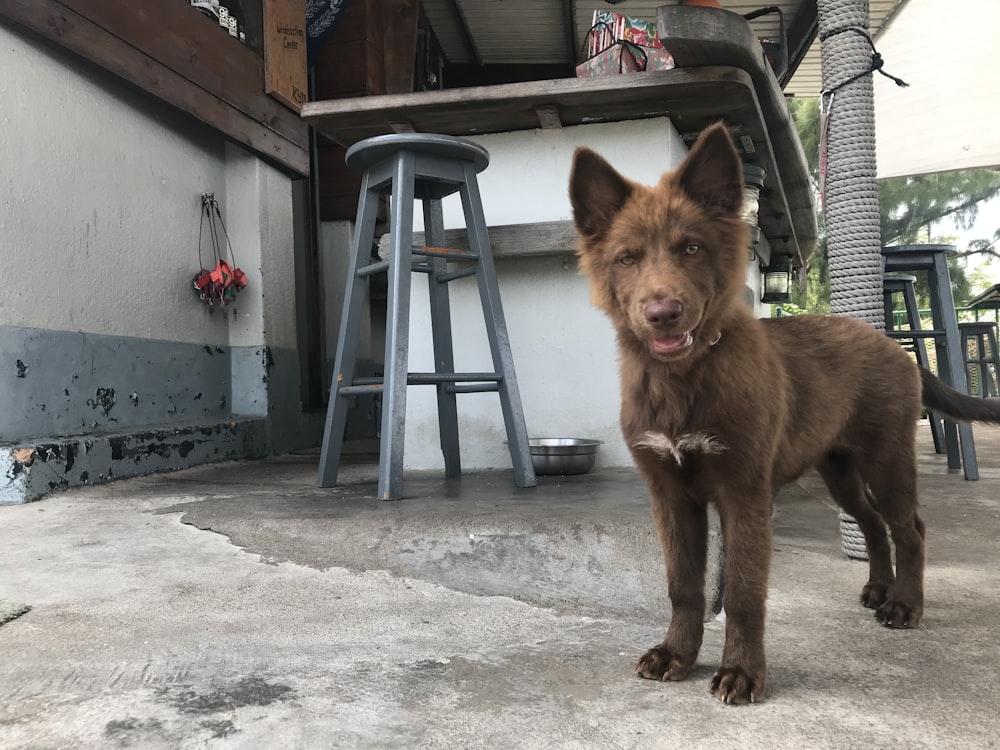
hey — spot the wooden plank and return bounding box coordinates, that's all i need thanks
[0,0,308,175]
[301,67,752,145]
[301,65,816,263]
[378,220,580,260]
[53,0,306,149]
[263,0,308,111]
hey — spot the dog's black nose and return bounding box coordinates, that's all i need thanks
[644,299,683,327]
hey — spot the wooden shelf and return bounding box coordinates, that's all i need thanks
[301,66,816,265]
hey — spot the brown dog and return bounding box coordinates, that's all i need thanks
[568,122,1000,704]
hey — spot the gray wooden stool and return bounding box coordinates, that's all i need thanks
[317,133,537,499]
[959,321,1000,398]
[882,244,979,480]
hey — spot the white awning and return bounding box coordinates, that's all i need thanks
[874,0,1000,179]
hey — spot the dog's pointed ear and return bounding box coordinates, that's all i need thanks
[569,147,634,240]
[675,123,744,216]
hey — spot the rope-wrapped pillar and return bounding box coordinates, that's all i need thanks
[819,0,884,332]
[819,0,882,560]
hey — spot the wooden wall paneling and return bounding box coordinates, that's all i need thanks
[383,0,419,95]
[233,0,264,55]
[312,0,390,220]
[313,0,385,100]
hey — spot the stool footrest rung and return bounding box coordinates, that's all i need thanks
[357,260,389,278]
[339,372,504,396]
[886,329,947,339]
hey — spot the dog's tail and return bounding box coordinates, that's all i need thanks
[921,367,1000,423]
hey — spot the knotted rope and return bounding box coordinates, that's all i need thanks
[818,1,901,332]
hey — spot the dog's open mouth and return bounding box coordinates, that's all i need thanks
[649,331,694,357]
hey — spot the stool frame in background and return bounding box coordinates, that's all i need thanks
[882,244,978,480]
[317,134,537,500]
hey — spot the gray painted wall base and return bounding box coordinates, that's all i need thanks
[1,418,267,505]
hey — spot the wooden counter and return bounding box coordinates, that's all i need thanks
[301,66,816,265]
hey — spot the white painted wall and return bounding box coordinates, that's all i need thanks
[401,119,687,470]
[319,118,768,471]
[0,25,296,353]
[0,25,304,444]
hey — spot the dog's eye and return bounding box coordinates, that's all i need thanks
[618,254,637,266]
[685,244,701,256]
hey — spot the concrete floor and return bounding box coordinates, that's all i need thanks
[1,424,999,749]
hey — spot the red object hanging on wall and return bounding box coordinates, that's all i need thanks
[193,192,248,307]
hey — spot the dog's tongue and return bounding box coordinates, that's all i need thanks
[649,331,694,355]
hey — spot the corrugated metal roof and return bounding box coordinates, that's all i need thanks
[421,0,906,97]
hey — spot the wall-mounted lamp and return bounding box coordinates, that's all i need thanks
[761,254,793,304]
[741,164,766,226]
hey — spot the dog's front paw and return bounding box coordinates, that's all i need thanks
[875,599,922,629]
[635,645,694,682]
[709,666,766,704]
[860,580,890,609]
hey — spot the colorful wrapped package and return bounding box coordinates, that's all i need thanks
[576,9,675,77]
[576,40,648,77]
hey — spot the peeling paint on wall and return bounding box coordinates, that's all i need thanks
[1,325,233,440]
[1,420,267,505]
[87,387,116,418]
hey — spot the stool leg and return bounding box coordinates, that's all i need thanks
[902,280,946,454]
[977,332,994,397]
[988,329,1000,396]
[928,254,978,480]
[882,289,895,332]
[423,198,462,477]
[459,164,537,488]
[972,332,985,396]
[317,170,381,487]
[378,152,417,500]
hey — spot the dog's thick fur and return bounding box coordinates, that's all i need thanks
[568,123,1000,704]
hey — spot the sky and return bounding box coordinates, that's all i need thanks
[944,194,1000,294]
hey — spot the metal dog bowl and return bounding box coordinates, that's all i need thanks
[528,438,603,476]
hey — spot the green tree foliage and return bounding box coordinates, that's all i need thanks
[786,97,1000,311]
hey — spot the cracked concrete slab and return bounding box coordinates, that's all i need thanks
[1,426,999,749]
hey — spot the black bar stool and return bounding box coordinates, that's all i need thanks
[317,133,537,500]
[882,244,978,480]
[958,321,1000,397]
[883,273,947,454]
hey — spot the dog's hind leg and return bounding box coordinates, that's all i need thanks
[635,468,708,684]
[710,481,772,704]
[818,451,895,609]
[866,451,925,629]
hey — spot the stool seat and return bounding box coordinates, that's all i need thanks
[881,244,979,480]
[346,134,490,201]
[318,132,536,499]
